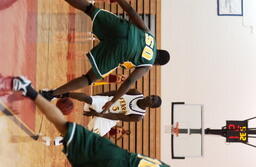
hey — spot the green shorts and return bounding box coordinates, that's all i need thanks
[63,122,130,167]
[86,8,130,79]
[89,8,129,40]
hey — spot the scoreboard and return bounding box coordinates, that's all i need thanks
[226,120,248,143]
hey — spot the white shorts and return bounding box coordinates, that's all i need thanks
[87,117,117,136]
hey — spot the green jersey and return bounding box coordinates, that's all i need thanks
[121,24,157,69]
[87,8,157,79]
[63,122,170,167]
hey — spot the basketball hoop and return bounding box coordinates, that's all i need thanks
[171,122,180,137]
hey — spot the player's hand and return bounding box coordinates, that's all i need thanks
[89,107,97,113]
[83,111,93,116]
[83,108,97,116]
[56,93,69,98]
[102,101,114,113]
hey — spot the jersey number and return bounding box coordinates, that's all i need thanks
[138,155,162,167]
[142,33,154,61]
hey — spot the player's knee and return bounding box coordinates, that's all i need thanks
[82,73,93,85]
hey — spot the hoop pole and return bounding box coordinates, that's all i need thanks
[245,117,256,121]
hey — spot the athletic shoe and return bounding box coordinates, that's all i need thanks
[12,76,32,96]
[54,136,63,146]
[41,136,51,146]
[39,89,55,101]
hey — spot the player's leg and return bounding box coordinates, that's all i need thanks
[40,68,97,101]
[66,0,128,40]
[35,95,67,135]
[12,76,68,135]
[53,68,97,96]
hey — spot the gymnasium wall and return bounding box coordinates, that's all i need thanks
[161,0,256,167]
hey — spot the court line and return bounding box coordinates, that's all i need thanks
[0,100,39,140]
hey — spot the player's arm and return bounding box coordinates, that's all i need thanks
[97,88,141,96]
[96,90,117,96]
[95,113,143,122]
[126,88,141,95]
[116,0,150,32]
[65,92,92,104]
[102,66,150,112]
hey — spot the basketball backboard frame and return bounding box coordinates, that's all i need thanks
[171,102,204,159]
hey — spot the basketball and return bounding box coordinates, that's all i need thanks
[56,98,74,115]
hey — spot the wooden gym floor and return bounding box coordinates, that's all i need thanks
[0,0,162,166]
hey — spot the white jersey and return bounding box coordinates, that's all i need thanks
[87,117,117,136]
[88,94,146,116]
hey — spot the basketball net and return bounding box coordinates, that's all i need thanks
[171,122,179,137]
[164,122,180,137]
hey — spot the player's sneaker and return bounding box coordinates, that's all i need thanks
[41,136,51,146]
[54,136,63,146]
[39,89,55,101]
[12,76,32,96]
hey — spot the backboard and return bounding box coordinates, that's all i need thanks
[169,102,204,159]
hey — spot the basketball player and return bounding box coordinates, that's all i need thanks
[56,88,160,137]
[12,76,170,167]
[40,0,170,113]
[59,89,162,122]
[62,89,161,136]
